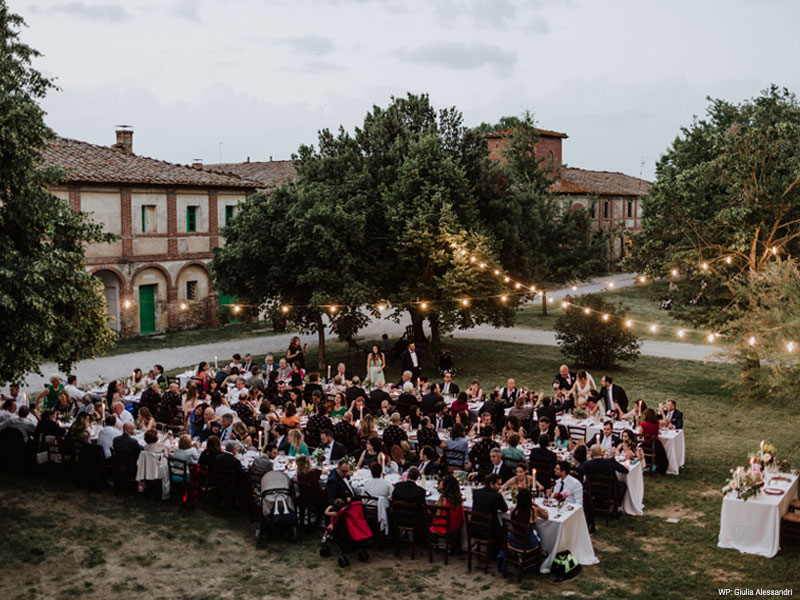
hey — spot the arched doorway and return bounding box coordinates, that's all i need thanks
[94,269,122,332]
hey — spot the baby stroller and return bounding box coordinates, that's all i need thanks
[321,500,373,567]
[256,471,297,544]
[438,349,456,377]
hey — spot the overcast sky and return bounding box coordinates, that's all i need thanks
[11,0,800,179]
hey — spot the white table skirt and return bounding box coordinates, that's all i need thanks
[660,430,685,475]
[533,500,598,573]
[717,473,798,558]
[620,460,644,516]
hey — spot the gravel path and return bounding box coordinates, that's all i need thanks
[20,273,721,393]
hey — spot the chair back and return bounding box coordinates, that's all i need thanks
[215,465,238,494]
[569,425,587,442]
[167,457,189,482]
[465,509,492,543]
[390,444,405,466]
[392,499,418,531]
[529,459,555,489]
[586,473,614,507]
[640,434,656,468]
[442,447,466,473]
[426,503,450,533]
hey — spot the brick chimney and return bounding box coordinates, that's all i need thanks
[113,126,134,154]
[191,159,203,170]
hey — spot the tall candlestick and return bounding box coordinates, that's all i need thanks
[595,433,600,446]
[258,430,263,450]
[327,364,331,380]
[214,355,218,370]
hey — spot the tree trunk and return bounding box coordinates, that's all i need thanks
[316,312,327,371]
[428,313,441,363]
[542,290,548,316]
[410,309,427,346]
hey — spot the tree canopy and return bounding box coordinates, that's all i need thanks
[0,3,116,384]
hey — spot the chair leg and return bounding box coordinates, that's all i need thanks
[467,546,472,572]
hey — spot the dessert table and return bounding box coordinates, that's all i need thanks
[717,473,798,557]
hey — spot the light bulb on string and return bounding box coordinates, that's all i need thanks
[707,333,715,343]
[494,269,500,275]
[625,320,633,328]
[530,286,536,292]
[701,262,708,270]
[460,299,469,307]
[180,302,188,311]
[470,256,477,263]
[420,302,428,310]
[504,276,510,283]
[671,269,678,277]
[602,314,609,321]
[377,304,385,313]
[233,305,241,314]
[329,305,337,314]
[500,295,508,303]
[772,246,778,255]
[748,336,756,347]
[561,301,569,310]
[725,256,732,264]
[787,341,795,352]
[638,275,646,283]
[281,305,290,314]
[608,282,615,288]
[123,300,132,309]
[584,308,590,315]
[571,285,577,291]
[514,283,521,290]
[650,324,657,333]
[450,242,457,249]
[677,329,685,338]
[479,263,486,269]
[548,297,554,303]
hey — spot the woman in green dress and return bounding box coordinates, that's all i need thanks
[366,345,386,387]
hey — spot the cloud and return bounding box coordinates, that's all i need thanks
[530,16,550,34]
[279,35,336,56]
[169,0,201,21]
[469,0,517,30]
[49,2,132,22]
[398,41,517,76]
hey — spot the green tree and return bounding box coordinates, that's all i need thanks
[626,86,800,334]
[209,182,373,371]
[0,4,116,385]
[553,294,642,368]
[480,112,608,315]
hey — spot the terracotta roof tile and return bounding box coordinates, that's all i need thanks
[485,127,568,139]
[550,167,651,196]
[42,137,258,189]
[203,161,297,188]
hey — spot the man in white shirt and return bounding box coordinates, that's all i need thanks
[277,358,292,380]
[97,415,122,458]
[64,375,88,403]
[552,461,583,507]
[112,402,133,430]
[2,384,27,410]
[1,406,36,442]
[228,378,249,405]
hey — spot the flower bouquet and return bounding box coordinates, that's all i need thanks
[508,486,519,505]
[572,407,588,420]
[312,446,326,467]
[553,491,569,509]
[722,465,764,501]
[377,415,391,430]
[304,403,315,416]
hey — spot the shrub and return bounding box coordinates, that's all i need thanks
[554,293,642,368]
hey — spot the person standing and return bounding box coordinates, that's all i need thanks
[400,342,422,381]
[366,345,386,386]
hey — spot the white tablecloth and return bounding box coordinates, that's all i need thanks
[620,460,644,516]
[660,430,685,475]
[717,473,798,558]
[177,370,196,389]
[533,500,598,573]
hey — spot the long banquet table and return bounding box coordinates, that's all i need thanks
[717,472,798,558]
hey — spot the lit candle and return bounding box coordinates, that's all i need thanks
[327,365,331,380]
[258,430,263,450]
[760,440,764,454]
[214,355,218,370]
[595,433,600,446]
[532,469,537,486]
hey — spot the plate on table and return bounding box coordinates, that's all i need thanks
[763,487,785,496]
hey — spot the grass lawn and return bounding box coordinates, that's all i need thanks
[515,281,716,345]
[103,321,278,357]
[4,338,800,599]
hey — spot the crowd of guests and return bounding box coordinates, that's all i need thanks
[1,337,685,568]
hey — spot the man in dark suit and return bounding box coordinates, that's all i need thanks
[439,371,459,396]
[319,429,347,463]
[577,445,629,506]
[659,399,683,430]
[400,342,422,381]
[529,417,553,446]
[392,466,428,538]
[395,383,419,416]
[272,424,291,454]
[369,387,392,406]
[420,383,443,415]
[261,354,279,375]
[112,422,143,458]
[418,446,440,477]
[486,448,514,482]
[304,372,324,397]
[499,378,520,405]
[345,377,366,405]
[553,365,576,409]
[432,402,453,431]
[240,353,257,374]
[598,421,621,451]
[326,460,356,507]
[600,376,628,416]
[470,473,508,554]
[215,440,248,504]
[528,433,557,486]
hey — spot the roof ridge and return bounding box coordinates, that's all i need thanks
[563,166,651,183]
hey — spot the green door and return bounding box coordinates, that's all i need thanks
[218,291,239,323]
[139,284,157,334]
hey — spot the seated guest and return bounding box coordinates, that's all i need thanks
[139,382,162,420]
[369,386,392,408]
[432,402,453,431]
[535,395,559,421]
[465,379,483,403]
[417,416,441,449]
[445,423,469,465]
[362,461,392,507]
[599,421,621,451]
[318,429,346,463]
[112,402,133,430]
[357,436,389,470]
[577,444,629,506]
[271,423,291,454]
[378,399,393,418]
[617,430,644,463]
[358,414,378,445]
[502,416,525,444]
[250,444,278,477]
[499,378,520,405]
[232,422,252,448]
[429,474,465,540]
[345,377,366,405]
[601,376,628,416]
[507,488,548,553]
[551,461,583,506]
[199,435,222,467]
[34,409,64,442]
[439,371,459,396]
[469,411,493,438]
[143,427,168,456]
[171,433,201,465]
[330,393,347,418]
[382,412,408,450]
[639,408,660,439]
[68,413,91,454]
[552,364,577,396]
[530,416,552,446]
[392,466,427,537]
[326,459,356,507]
[305,402,333,447]
[228,377,249,405]
[468,426,496,474]
[305,372,323,396]
[112,421,144,460]
[418,445,439,477]
[553,424,572,451]
[508,396,532,424]
[659,399,683,430]
[573,443,588,468]
[501,463,542,493]
[528,434,557,472]
[281,401,301,429]
[502,433,526,466]
[97,415,121,458]
[188,403,208,438]
[485,447,513,482]
[349,395,369,422]
[198,408,221,442]
[395,382,419,413]
[333,412,358,450]
[450,391,470,416]
[215,440,247,503]
[479,391,503,427]
[470,473,508,553]
[288,428,310,456]
[0,405,36,442]
[218,413,235,443]
[53,391,76,421]
[295,454,323,501]
[135,406,156,431]
[420,383,443,415]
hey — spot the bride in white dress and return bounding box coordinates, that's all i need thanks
[568,370,597,408]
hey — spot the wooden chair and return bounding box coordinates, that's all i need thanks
[569,425,587,443]
[465,509,492,573]
[529,459,555,490]
[109,448,138,493]
[502,518,542,581]
[639,434,657,472]
[425,504,453,564]
[781,501,800,544]
[247,471,263,521]
[295,479,325,527]
[214,465,239,508]
[441,448,466,474]
[196,464,216,498]
[361,495,387,550]
[585,473,618,526]
[392,500,420,559]
[166,457,189,504]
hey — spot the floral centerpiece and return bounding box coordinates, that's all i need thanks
[377,415,391,430]
[553,491,569,509]
[344,454,357,472]
[722,465,764,501]
[312,446,326,467]
[508,486,519,505]
[304,403,315,416]
[572,406,588,420]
